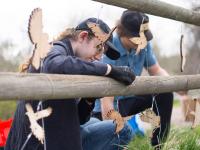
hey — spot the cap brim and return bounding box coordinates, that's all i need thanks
[105,41,120,60]
[144,30,153,41]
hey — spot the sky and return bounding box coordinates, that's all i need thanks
[0,0,193,60]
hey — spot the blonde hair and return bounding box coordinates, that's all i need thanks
[19,58,31,73]
[54,28,94,41]
[54,28,79,41]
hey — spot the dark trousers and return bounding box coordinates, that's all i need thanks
[118,93,174,146]
[92,93,173,147]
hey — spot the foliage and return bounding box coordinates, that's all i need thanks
[183,5,200,75]
[0,41,19,72]
[128,127,200,150]
[173,99,180,108]
[0,101,16,120]
[0,41,18,120]
[127,135,153,150]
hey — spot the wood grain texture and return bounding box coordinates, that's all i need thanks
[92,0,200,26]
[0,72,200,101]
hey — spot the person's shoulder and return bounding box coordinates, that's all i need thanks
[112,33,121,44]
[53,41,68,51]
[52,39,73,55]
[144,41,153,52]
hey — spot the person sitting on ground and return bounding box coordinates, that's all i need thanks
[93,10,174,149]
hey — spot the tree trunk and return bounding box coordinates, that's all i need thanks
[0,72,200,101]
[92,0,200,26]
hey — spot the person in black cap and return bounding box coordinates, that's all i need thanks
[5,17,136,150]
[93,10,174,149]
[75,18,120,60]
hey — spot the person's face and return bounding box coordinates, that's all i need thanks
[76,31,106,61]
[120,36,138,50]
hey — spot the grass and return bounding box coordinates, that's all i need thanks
[0,101,16,120]
[0,99,181,120]
[127,135,153,150]
[173,99,181,108]
[128,127,200,150]
[0,99,200,149]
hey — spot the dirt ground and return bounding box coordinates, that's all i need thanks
[171,106,193,127]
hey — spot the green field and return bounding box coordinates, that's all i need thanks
[128,127,200,150]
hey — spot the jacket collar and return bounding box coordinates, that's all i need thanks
[61,38,75,56]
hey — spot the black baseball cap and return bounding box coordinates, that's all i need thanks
[120,10,153,41]
[75,18,120,60]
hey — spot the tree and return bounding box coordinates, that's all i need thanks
[184,5,200,75]
[0,41,18,72]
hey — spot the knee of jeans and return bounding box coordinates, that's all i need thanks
[118,123,134,144]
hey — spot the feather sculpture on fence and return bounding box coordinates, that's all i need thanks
[19,8,52,72]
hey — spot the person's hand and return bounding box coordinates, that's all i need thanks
[106,109,125,133]
[106,65,136,85]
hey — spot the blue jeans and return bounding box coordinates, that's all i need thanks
[80,117,133,150]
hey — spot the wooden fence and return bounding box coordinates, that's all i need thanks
[1,72,200,100]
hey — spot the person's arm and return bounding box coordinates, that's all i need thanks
[100,96,125,133]
[43,47,135,85]
[148,63,169,76]
[144,42,169,76]
[43,48,107,76]
[100,97,115,120]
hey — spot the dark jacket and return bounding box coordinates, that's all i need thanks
[5,39,107,150]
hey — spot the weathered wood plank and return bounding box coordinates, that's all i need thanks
[0,72,200,100]
[92,0,200,26]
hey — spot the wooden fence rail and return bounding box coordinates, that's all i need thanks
[92,0,200,26]
[0,72,200,101]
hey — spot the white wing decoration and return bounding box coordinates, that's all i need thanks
[25,103,52,144]
[140,109,160,128]
[28,8,52,70]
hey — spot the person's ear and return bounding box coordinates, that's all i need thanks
[78,31,89,42]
